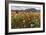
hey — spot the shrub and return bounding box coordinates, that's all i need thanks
[11,12,40,29]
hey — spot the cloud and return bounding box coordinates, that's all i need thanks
[11,6,41,10]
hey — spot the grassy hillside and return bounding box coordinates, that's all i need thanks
[11,12,40,29]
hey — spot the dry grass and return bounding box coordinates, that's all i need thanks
[11,12,40,29]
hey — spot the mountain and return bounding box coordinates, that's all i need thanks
[25,8,40,12]
[11,8,40,12]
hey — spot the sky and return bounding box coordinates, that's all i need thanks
[11,6,41,10]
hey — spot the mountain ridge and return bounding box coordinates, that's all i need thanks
[11,8,40,12]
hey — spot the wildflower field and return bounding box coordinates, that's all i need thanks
[11,12,40,29]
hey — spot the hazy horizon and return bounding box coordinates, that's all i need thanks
[11,6,41,10]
